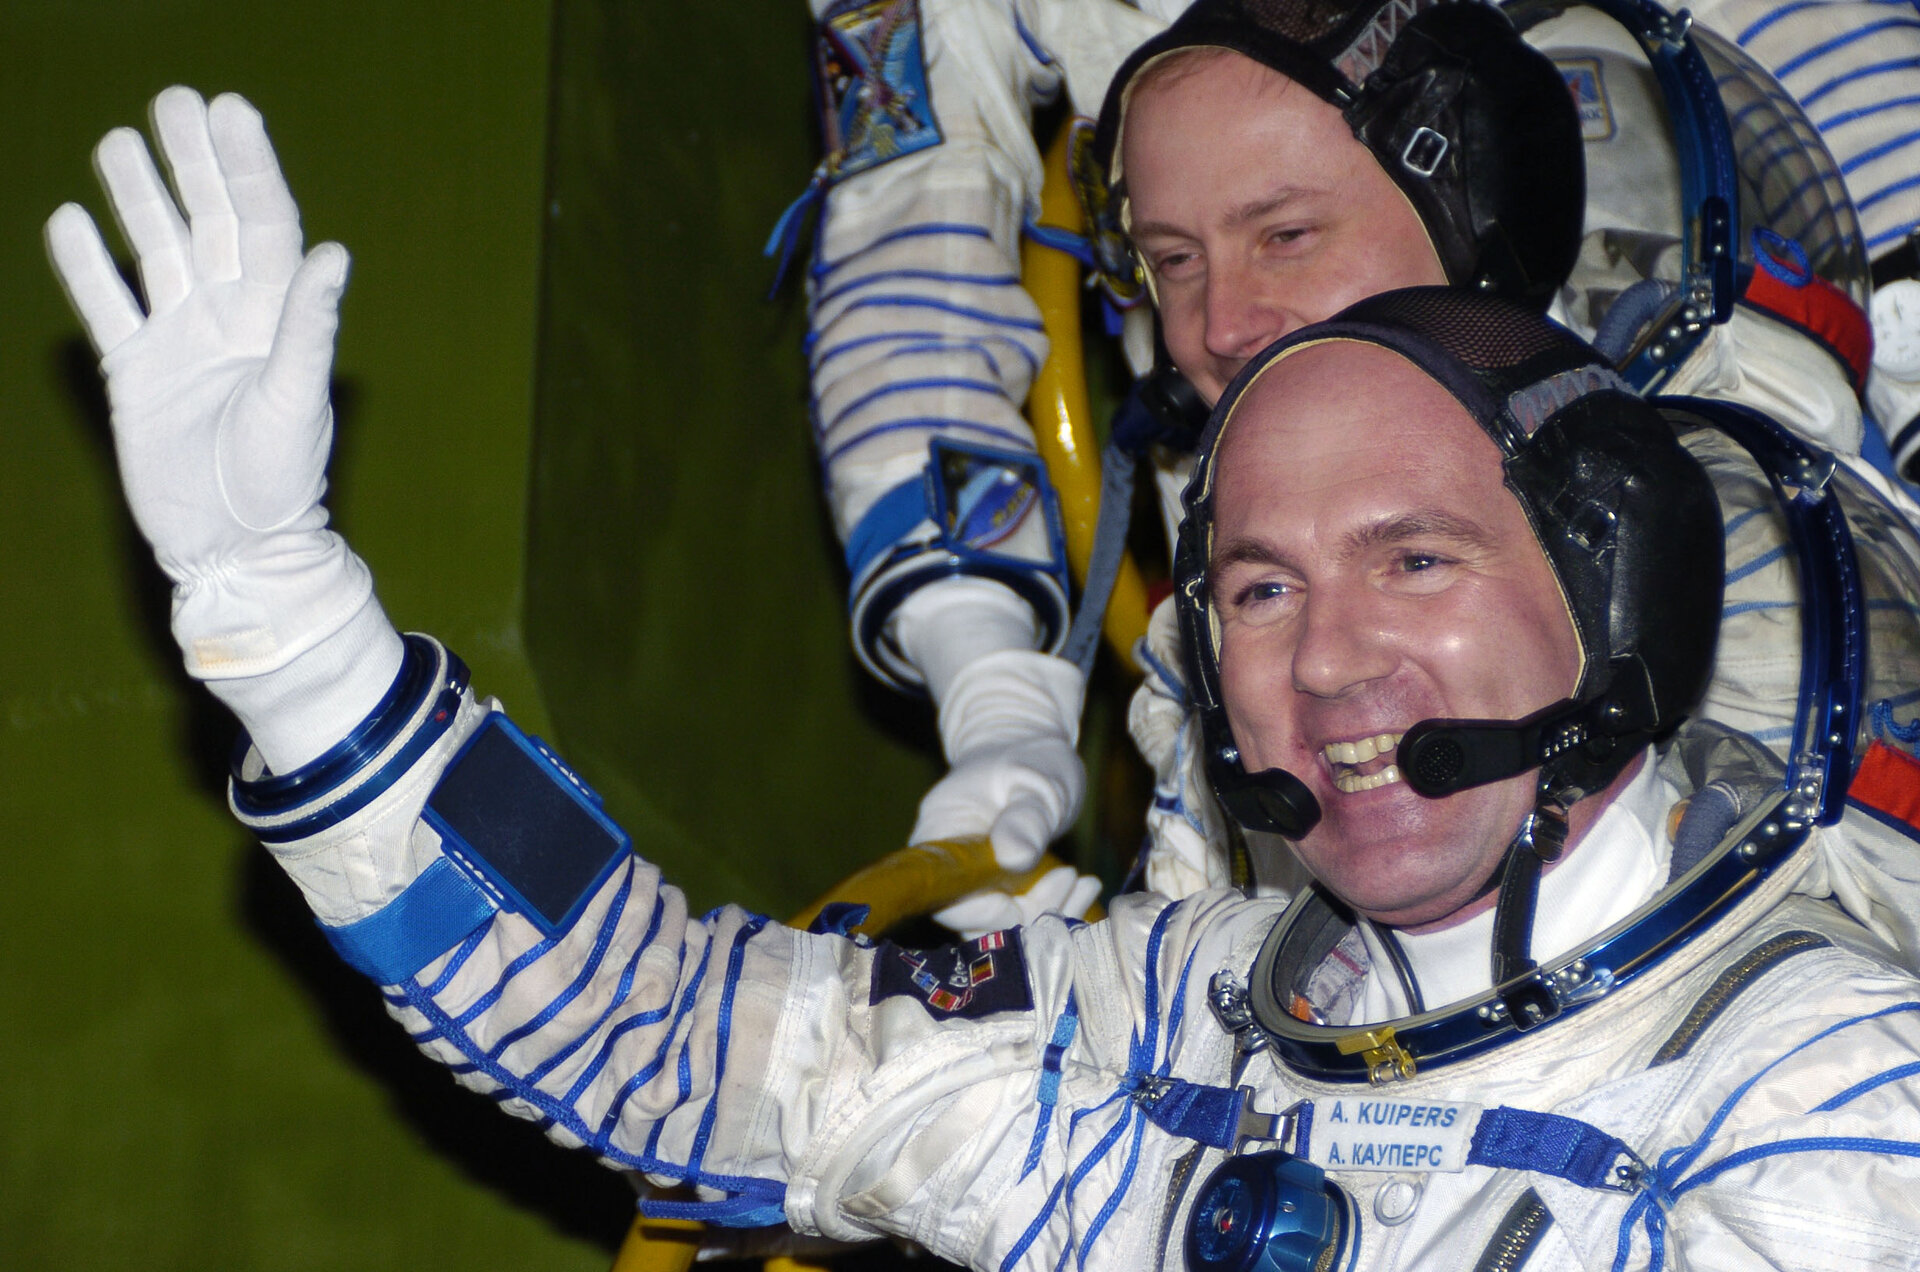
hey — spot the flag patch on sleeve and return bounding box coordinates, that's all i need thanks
[871,929,1033,1019]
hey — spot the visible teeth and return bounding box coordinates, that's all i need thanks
[1334,764,1401,794]
[1322,732,1403,766]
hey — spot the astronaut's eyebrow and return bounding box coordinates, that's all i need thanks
[1210,537,1292,573]
[1342,509,1495,555]
[1208,510,1496,576]
[1128,188,1313,241]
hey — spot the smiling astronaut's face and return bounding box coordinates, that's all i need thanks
[1120,49,1449,405]
[1208,342,1583,930]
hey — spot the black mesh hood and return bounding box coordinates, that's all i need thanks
[1094,0,1583,308]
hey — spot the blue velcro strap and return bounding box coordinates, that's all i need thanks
[1134,1077,1246,1151]
[1469,1106,1635,1188]
[639,1179,788,1228]
[321,857,498,985]
[845,476,931,581]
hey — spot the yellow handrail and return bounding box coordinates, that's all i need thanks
[1021,122,1151,672]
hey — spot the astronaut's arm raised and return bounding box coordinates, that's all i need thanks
[43,85,1227,1260]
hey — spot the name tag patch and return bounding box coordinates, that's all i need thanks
[1306,1097,1480,1172]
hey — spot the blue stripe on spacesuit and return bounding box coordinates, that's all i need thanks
[1610,1000,1920,1272]
[564,973,678,1105]
[519,893,667,1087]
[1022,992,1082,1179]
[1871,221,1920,252]
[812,330,1040,377]
[389,889,781,1203]
[1837,125,1920,173]
[1076,1113,1150,1268]
[453,931,562,1030]
[813,222,997,283]
[1816,1059,1920,1108]
[1855,169,1920,218]
[1725,545,1790,585]
[1767,17,1920,80]
[485,861,636,1060]
[812,329,947,368]
[1012,11,1056,66]
[685,918,770,1176]
[813,268,1023,310]
[1050,1102,1138,1272]
[889,338,1006,377]
[520,938,648,1085]
[1003,1176,1069,1272]
[598,924,719,1141]
[1076,928,1203,1265]
[1723,598,1795,617]
[822,417,1034,467]
[1817,91,1920,132]
[819,377,1010,435]
[833,293,1048,332]
[1733,0,1917,46]
[1000,909,1182,1272]
[423,926,491,997]
[1793,55,1920,110]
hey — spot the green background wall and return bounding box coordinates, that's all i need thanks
[3,2,938,1266]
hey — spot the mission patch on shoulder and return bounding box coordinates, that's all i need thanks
[815,0,942,182]
[871,929,1034,1019]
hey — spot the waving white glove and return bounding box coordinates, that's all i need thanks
[46,87,401,771]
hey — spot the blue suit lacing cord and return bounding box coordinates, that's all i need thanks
[1000,907,1201,1272]
[1610,1000,1920,1272]
[392,861,786,1224]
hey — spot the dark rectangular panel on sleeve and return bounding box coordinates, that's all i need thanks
[424,714,632,936]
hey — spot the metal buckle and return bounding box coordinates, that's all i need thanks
[1231,1089,1304,1154]
[1337,1025,1417,1084]
[1401,126,1449,176]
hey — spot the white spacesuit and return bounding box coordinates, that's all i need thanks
[801,0,1920,918]
[42,90,1920,1268]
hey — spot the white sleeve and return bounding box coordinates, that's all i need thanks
[233,635,1275,1266]
[808,0,1057,544]
[805,0,1166,685]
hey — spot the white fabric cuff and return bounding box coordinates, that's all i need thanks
[203,596,406,773]
[893,577,1041,704]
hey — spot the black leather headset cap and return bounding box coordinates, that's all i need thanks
[1095,0,1585,309]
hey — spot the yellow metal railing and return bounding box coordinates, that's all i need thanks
[1021,123,1152,671]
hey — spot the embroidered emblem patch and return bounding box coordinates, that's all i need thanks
[871,929,1034,1019]
[815,0,943,182]
[1559,59,1615,143]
